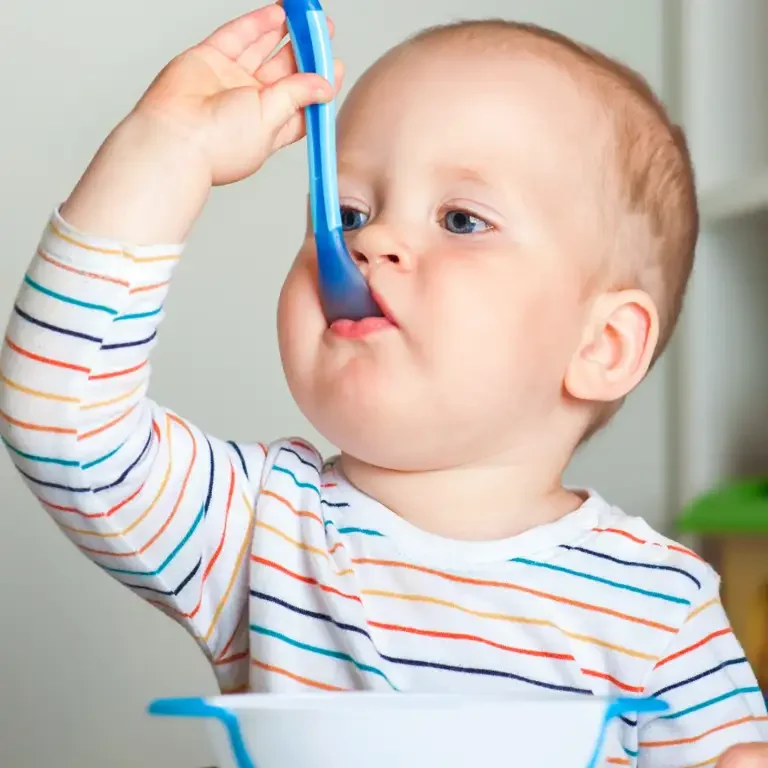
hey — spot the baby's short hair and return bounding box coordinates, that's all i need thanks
[406,20,699,363]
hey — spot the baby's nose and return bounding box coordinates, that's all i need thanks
[352,250,403,268]
[349,224,412,273]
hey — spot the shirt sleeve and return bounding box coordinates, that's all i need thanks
[0,210,266,692]
[638,569,768,767]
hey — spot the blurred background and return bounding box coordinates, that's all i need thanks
[1,0,766,765]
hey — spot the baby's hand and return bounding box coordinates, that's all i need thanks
[61,3,342,243]
[716,743,768,767]
[135,3,342,186]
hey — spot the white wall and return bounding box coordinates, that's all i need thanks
[0,1,668,765]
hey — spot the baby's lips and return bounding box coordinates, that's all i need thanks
[369,287,399,327]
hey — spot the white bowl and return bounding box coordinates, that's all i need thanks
[148,692,667,768]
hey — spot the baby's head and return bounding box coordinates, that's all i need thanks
[278,20,698,473]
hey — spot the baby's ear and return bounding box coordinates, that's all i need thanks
[564,290,659,403]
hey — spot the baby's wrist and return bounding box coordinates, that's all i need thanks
[61,111,211,245]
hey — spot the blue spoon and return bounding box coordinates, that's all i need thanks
[284,0,383,322]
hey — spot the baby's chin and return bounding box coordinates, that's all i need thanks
[286,371,423,468]
[286,373,472,472]
[313,416,456,472]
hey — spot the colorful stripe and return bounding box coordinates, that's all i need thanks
[354,557,677,632]
[4,336,89,373]
[114,307,163,321]
[511,556,690,604]
[652,658,748,698]
[592,528,703,562]
[0,371,79,403]
[48,220,179,263]
[558,544,701,588]
[251,590,591,694]
[37,248,129,287]
[655,629,732,669]
[251,658,346,691]
[640,715,768,747]
[23,274,118,315]
[0,408,77,435]
[13,305,102,343]
[251,623,398,689]
[1,435,79,467]
[661,688,763,721]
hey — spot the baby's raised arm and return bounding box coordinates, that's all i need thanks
[0,4,338,692]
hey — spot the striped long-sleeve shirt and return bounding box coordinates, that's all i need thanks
[1,210,766,767]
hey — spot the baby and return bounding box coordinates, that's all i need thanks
[1,3,767,765]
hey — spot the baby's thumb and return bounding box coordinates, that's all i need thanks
[260,73,334,138]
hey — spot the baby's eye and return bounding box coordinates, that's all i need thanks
[443,210,491,234]
[340,207,369,231]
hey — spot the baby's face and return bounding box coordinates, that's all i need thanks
[278,43,605,470]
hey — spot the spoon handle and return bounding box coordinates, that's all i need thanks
[284,0,339,236]
[284,0,382,321]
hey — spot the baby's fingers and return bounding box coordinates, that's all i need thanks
[252,15,336,83]
[260,71,335,138]
[237,21,289,75]
[203,5,287,61]
[270,60,345,150]
[716,743,768,767]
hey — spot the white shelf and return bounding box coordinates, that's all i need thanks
[699,169,768,225]
[676,0,768,506]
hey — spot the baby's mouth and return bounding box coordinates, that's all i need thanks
[329,316,395,339]
[328,288,399,339]
[370,287,398,326]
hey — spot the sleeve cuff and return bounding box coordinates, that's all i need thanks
[44,206,185,283]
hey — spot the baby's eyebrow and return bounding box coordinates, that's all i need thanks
[336,157,377,178]
[431,164,490,186]
[335,158,492,187]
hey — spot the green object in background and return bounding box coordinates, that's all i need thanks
[678,478,768,534]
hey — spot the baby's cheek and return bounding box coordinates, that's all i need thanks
[279,255,318,314]
[278,261,324,364]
